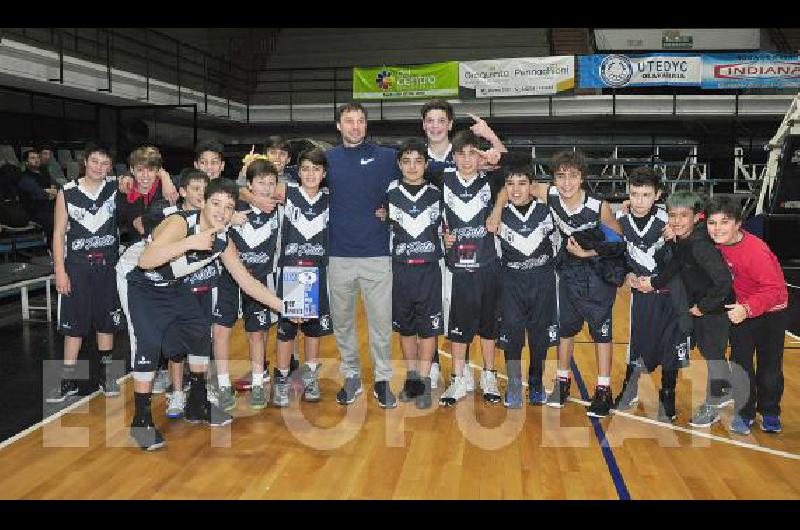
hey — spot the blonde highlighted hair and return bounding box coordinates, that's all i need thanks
[128,145,163,169]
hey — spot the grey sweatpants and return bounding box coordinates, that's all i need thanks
[328,256,393,382]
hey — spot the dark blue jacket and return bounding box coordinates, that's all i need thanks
[326,142,400,257]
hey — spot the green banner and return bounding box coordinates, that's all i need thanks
[353,61,459,100]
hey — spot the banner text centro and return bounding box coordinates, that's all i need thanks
[353,61,459,100]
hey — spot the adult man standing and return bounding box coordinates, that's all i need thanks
[327,103,401,408]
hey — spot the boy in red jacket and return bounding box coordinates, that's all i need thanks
[706,197,789,435]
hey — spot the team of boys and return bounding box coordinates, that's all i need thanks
[45,99,789,451]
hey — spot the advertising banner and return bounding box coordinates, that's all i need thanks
[353,61,458,100]
[459,56,575,97]
[579,54,702,88]
[702,53,800,89]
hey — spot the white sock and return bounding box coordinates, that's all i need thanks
[597,376,611,387]
[217,373,231,388]
[557,370,570,380]
[252,372,264,387]
[306,361,319,371]
[279,368,289,377]
[172,390,185,400]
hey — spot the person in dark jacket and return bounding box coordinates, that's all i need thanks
[639,190,734,428]
[115,146,166,249]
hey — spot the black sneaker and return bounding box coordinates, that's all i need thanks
[184,398,233,427]
[373,381,397,409]
[613,367,640,411]
[657,388,677,423]
[130,414,166,451]
[545,378,571,408]
[336,376,363,405]
[45,379,80,403]
[398,371,422,402]
[288,356,301,377]
[586,385,613,418]
[416,377,432,410]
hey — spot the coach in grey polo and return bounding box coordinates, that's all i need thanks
[326,103,400,408]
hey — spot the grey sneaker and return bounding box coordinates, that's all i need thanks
[45,379,80,403]
[99,358,121,397]
[429,362,442,390]
[462,364,475,393]
[688,403,721,428]
[152,369,169,395]
[336,376,363,405]
[479,369,502,404]
[709,390,734,409]
[301,364,321,402]
[272,375,290,407]
[251,385,267,410]
[166,391,185,419]
[216,385,237,411]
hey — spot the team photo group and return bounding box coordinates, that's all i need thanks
[46,98,789,451]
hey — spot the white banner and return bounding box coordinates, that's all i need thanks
[460,56,575,97]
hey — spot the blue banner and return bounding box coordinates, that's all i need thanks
[702,53,800,89]
[579,54,702,88]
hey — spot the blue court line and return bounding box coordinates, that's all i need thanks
[569,357,632,501]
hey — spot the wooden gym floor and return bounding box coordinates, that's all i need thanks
[0,286,798,500]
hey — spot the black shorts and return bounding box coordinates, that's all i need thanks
[629,289,690,372]
[444,260,499,344]
[276,265,332,340]
[127,282,211,373]
[212,270,277,332]
[392,261,443,338]
[58,261,124,337]
[496,266,559,360]
[557,259,616,343]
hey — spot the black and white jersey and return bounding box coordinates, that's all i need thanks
[387,180,442,263]
[127,210,228,288]
[229,200,281,278]
[441,171,501,269]
[546,186,603,239]
[279,182,329,267]
[616,205,670,276]
[427,144,456,177]
[62,176,119,265]
[498,201,559,271]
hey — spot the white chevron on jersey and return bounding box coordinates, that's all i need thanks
[626,240,664,273]
[233,215,279,249]
[67,195,115,234]
[552,212,596,236]
[285,198,326,242]
[443,183,489,224]
[500,221,553,257]
[615,207,668,238]
[389,202,440,239]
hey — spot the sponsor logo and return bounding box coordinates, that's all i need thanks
[71,234,116,251]
[144,270,164,282]
[285,242,325,257]
[714,61,800,80]
[396,241,435,255]
[548,325,558,342]
[111,309,122,327]
[452,226,487,240]
[599,54,633,87]
[319,315,331,331]
[676,341,688,361]
[360,158,375,166]
[430,313,441,330]
[499,334,508,343]
[256,310,269,326]
[240,252,273,264]
[450,327,462,336]
[375,70,394,91]
[600,319,611,337]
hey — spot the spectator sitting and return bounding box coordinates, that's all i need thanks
[39,143,67,186]
[0,164,30,228]
[22,148,54,190]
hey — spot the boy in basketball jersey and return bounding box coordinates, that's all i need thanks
[213,159,282,411]
[705,197,788,435]
[47,143,124,403]
[495,168,560,408]
[614,168,690,423]
[272,148,332,407]
[384,139,443,409]
[638,191,734,428]
[125,178,283,450]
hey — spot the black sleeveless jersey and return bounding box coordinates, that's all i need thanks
[228,200,281,278]
[441,171,501,269]
[62,176,119,265]
[386,180,442,263]
[426,144,456,177]
[546,186,603,257]
[127,210,228,288]
[616,205,670,276]
[498,200,558,271]
[279,183,329,267]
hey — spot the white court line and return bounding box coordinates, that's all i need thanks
[786,330,800,343]
[438,349,800,461]
[0,373,133,452]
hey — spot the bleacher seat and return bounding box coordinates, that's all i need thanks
[65,160,80,180]
[57,149,73,167]
[0,145,19,167]
[0,222,47,261]
[74,150,84,162]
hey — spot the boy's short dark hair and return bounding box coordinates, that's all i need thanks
[506,166,534,183]
[336,102,367,123]
[396,139,429,161]
[204,175,238,202]
[180,168,209,189]
[264,136,290,154]
[550,150,586,176]
[195,140,225,161]
[38,142,54,152]
[665,190,704,214]
[298,147,328,169]
[246,159,279,184]
[452,130,481,153]
[705,196,742,222]
[83,141,112,161]
[421,99,454,121]
[25,148,39,159]
[628,166,662,191]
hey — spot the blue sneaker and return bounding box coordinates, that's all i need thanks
[729,415,754,435]
[761,415,782,434]
[528,381,547,405]
[504,377,523,409]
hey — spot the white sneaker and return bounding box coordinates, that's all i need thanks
[152,369,169,395]
[439,375,467,407]
[166,391,185,419]
[462,363,475,393]
[479,370,501,403]
[429,362,443,390]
